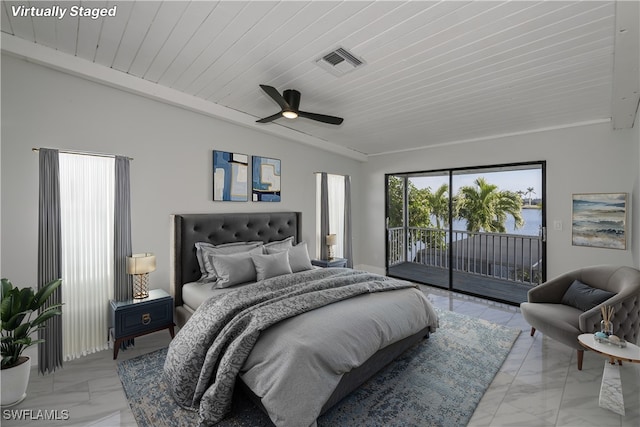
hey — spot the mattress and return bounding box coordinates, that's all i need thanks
[181,281,251,311]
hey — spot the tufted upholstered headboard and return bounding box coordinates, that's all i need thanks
[170,212,301,309]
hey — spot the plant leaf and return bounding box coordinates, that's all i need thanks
[1,279,12,299]
[12,337,32,346]
[10,288,22,316]
[11,322,30,340]
[0,291,13,323]
[31,279,62,309]
[31,309,62,328]
[4,310,31,331]
[18,288,35,312]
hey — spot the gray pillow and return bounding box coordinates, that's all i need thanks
[211,247,263,288]
[263,236,294,252]
[251,251,292,281]
[196,241,263,282]
[561,280,615,311]
[266,241,313,273]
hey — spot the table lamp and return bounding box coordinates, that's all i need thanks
[126,253,156,299]
[326,234,337,260]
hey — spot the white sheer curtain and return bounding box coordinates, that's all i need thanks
[59,154,115,361]
[327,174,345,258]
[316,173,345,258]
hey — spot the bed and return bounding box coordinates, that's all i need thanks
[165,212,438,426]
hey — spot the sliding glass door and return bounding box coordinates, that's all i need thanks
[386,162,545,305]
[386,171,450,289]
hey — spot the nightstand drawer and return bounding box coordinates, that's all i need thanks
[110,289,173,339]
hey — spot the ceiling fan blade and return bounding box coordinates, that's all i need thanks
[259,85,290,111]
[256,112,283,123]
[298,111,344,125]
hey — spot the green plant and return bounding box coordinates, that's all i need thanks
[1,278,62,369]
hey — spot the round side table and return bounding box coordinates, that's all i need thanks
[578,333,640,416]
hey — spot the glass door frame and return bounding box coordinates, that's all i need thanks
[385,160,546,304]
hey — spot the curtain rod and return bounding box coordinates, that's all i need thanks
[32,148,133,161]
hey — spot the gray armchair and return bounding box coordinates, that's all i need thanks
[520,265,640,370]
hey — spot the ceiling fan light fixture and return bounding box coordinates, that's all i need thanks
[256,85,342,125]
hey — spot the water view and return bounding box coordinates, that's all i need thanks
[450,207,542,237]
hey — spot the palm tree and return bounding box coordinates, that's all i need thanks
[455,178,524,233]
[426,183,449,229]
[526,187,536,206]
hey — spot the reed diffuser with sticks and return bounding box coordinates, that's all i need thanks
[600,305,614,336]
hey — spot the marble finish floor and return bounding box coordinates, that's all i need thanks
[3,285,639,426]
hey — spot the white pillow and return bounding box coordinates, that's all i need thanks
[266,241,313,273]
[251,251,292,281]
[211,247,263,288]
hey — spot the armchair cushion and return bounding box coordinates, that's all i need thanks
[561,280,615,312]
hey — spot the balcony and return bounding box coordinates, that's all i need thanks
[387,227,543,305]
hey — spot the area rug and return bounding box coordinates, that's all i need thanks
[118,309,520,427]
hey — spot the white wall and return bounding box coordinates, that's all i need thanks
[0,54,362,292]
[360,122,639,279]
[3,52,636,286]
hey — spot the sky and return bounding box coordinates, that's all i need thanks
[408,166,542,196]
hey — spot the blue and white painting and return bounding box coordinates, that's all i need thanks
[252,156,281,202]
[572,193,627,249]
[213,151,248,201]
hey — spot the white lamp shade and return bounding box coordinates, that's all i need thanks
[326,234,337,246]
[126,253,156,275]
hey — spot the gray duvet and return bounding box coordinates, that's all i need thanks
[163,268,438,427]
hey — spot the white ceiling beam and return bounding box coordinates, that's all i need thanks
[611,0,640,129]
[0,33,367,162]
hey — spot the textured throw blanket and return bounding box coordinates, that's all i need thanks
[163,268,418,426]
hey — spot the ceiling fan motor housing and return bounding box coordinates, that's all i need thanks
[283,89,301,111]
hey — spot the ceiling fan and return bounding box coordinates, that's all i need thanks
[256,85,343,125]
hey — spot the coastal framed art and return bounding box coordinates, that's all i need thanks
[252,156,281,202]
[212,150,248,201]
[572,193,627,249]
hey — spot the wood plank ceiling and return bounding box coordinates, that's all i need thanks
[2,1,637,157]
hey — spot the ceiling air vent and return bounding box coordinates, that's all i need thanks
[315,47,365,77]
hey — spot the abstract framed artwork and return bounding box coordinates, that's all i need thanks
[212,150,248,201]
[252,156,281,202]
[572,193,627,249]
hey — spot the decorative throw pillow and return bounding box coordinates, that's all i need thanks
[211,247,263,288]
[561,280,615,312]
[266,242,313,273]
[251,251,293,281]
[263,236,294,252]
[196,241,263,283]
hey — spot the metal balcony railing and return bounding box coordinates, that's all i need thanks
[388,226,543,285]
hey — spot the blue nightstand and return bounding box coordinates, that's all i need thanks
[312,258,348,268]
[110,288,175,359]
